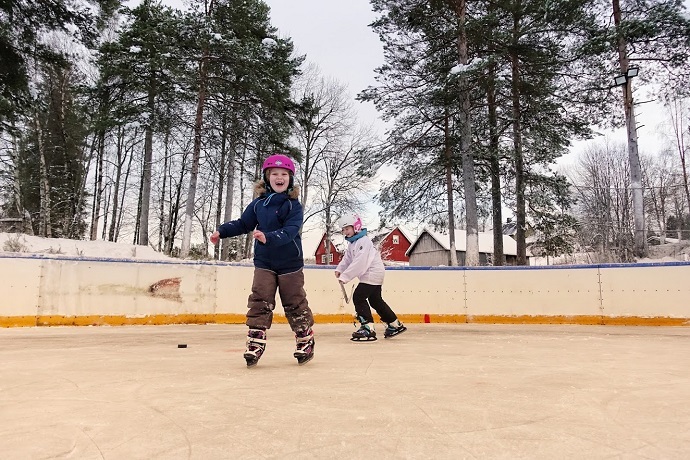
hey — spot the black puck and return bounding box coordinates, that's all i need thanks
[177,344,187,348]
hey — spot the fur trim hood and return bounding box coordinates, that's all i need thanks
[254,179,300,200]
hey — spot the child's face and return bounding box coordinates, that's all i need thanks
[342,225,355,237]
[268,168,290,193]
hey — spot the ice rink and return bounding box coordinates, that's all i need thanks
[1,323,689,459]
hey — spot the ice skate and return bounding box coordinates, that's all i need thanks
[384,321,407,338]
[244,328,267,367]
[294,328,315,365]
[351,323,377,342]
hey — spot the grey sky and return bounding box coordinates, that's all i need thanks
[264,0,383,127]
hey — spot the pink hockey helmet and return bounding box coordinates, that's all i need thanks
[338,213,363,232]
[262,154,295,175]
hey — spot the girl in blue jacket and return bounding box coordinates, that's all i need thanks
[210,154,314,367]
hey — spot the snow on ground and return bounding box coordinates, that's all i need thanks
[0,232,172,261]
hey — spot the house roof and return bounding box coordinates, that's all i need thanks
[369,225,418,245]
[313,232,346,256]
[407,228,518,256]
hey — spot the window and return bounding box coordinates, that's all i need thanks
[328,253,334,262]
[392,235,400,245]
[321,255,327,263]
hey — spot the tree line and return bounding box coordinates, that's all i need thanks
[360,0,690,263]
[1,0,689,265]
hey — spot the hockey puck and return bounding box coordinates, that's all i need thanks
[177,344,187,348]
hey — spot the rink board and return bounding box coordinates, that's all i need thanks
[0,255,688,327]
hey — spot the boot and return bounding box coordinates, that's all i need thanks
[294,327,315,365]
[384,320,407,338]
[244,328,267,367]
[351,322,377,342]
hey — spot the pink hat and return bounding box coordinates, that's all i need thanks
[262,154,295,175]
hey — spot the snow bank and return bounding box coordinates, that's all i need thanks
[0,233,172,261]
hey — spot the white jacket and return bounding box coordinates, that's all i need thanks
[336,233,385,285]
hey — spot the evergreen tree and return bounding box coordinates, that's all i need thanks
[178,0,300,257]
[0,0,99,130]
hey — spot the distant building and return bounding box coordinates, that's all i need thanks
[501,218,535,240]
[370,226,414,264]
[313,233,344,265]
[406,228,523,266]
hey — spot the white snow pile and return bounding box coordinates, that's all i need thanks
[0,232,172,261]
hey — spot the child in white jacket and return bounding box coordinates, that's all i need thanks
[335,214,407,341]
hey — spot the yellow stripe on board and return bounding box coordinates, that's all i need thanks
[1,314,688,328]
[0,316,38,327]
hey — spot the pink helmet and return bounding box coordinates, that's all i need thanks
[338,213,363,232]
[262,154,295,175]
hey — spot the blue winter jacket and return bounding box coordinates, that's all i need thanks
[217,182,304,274]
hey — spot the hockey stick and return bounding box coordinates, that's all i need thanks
[339,281,350,304]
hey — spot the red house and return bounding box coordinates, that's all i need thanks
[371,226,413,264]
[314,233,344,265]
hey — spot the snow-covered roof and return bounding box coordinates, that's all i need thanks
[312,232,346,256]
[409,228,518,256]
[369,225,419,244]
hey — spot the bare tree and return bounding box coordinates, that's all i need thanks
[314,124,377,261]
[569,140,635,262]
[665,96,690,220]
[292,65,352,217]
[642,150,680,244]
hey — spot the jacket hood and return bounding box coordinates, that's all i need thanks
[254,179,300,200]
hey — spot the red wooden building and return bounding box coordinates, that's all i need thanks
[313,233,344,265]
[371,226,413,264]
[314,226,414,265]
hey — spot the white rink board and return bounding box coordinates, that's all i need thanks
[599,264,690,318]
[1,256,689,324]
[464,266,602,317]
[380,269,466,314]
[36,259,217,316]
[0,257,42,316]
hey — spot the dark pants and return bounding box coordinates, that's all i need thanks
[246,268,314,334]
[353,283,397,324]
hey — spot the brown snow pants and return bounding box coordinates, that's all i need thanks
[246,268,314,334]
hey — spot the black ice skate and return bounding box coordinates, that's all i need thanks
[244,328,267,367]
[294,328,315,365]
[351,323,377,342]
[384,322,407,339]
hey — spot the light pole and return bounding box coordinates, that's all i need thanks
[612,65,645,259]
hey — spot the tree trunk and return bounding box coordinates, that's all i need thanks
[213,121,227,260]
[9,130,23,217]
[673,103,690,221]
[158,129,170,252]
[612,0,645,259]
[180,46,210,257]
[487,65,504,265]
[166,160,185,255]
[90,130,105,240]
[443,110,459,266]
[35,114,52,237]
[221,124,240,260]
[137,73,156,246]
[455,0,479,266]
[108,129,121,241]
[511,7,527,265]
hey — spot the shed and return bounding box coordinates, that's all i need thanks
[406,228,523,266]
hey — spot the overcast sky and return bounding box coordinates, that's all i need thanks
[263,0,384,127]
